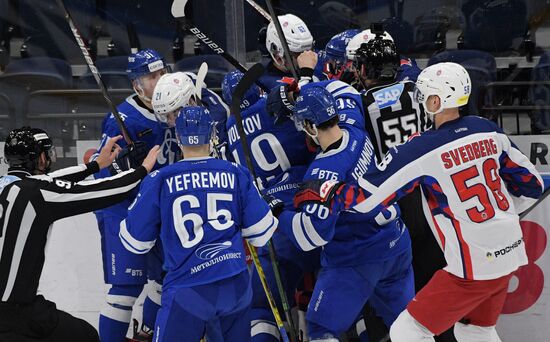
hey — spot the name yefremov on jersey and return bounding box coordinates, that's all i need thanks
[119,157,278,288]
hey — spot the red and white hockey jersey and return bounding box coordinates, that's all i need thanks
[344,116,543,280]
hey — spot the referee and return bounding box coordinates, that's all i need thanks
[0,127,159,342]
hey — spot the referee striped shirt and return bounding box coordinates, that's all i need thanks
[0,162,147,303]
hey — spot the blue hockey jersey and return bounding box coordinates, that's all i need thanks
[278,127,410,267]
[187,71,231,154]
[226,97,314,190]
[94,95,181,217]
[120,157,278,289]
[316,79,366,132]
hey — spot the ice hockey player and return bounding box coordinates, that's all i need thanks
[260,13,318,89]
[222,70,318,341]
[351,26,458,342]
[276,84,414,341]
[92,48,180,342]
[120,106,278,342]
[306,62,544,342]
[0,128,159,342]
[153,71,231,160]
[346,27,422,83]
[317,29,360,81]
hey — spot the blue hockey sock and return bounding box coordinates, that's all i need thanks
[99,284,143,342]
[142,281,162,331]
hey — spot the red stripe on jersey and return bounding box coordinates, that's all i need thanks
[382,193,397,207]
[431,182,443,193]
[443,206,474,280]
[426,191,446,249]
[345,187,355,211]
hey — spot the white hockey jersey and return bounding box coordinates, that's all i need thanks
[343,116,543,280]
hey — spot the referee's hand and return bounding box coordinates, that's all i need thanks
[142,145,160,172]
[96,135,122,169]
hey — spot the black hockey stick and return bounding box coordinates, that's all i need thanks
[171,0,247,72]
[171,0,269,92]
[520,186,550,219]
[56,0,132,144]
[264,0,300,81]
[232,63,297,342]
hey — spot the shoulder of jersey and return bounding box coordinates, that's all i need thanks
[324,79,360,97]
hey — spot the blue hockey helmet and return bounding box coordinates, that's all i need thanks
[175,106,215,146]
[293,84,338,127]
[221,70,261,110]
[126,49,169,81]
[325,29,361,63]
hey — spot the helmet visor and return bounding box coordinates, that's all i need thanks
[47,146,57,163]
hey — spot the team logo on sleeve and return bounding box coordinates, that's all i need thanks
[195,241,232,260]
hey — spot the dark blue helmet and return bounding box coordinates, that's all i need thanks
[126,49,169,80]
[325,29,361,64]
[221,70,261,110]
[175,106,215,146]
[293,84,338,126]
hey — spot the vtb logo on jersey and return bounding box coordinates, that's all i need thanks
[373,83,404,109]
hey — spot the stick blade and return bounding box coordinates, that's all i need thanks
[171,0,189,18]
[195,62,208,100]
[231,63,265,117]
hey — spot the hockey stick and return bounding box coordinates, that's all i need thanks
[195,62,208,101]
[56,0,132,144]
[171,0,269,92]
[519,186,550,219]
[264,0,300,81]
[244,0,271,21]
[171,0,247,74]
[232,63,296,342]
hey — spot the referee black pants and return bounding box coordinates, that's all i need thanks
[0,295,99,342]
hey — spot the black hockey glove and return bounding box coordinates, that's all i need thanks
[266,81,299,124]
[262,193,284,218]
[110,141,149,175]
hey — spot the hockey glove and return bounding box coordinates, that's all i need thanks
[110,141,149,174]
[294,179,345,210]
[266,81,299,124]
[262,193,284,218]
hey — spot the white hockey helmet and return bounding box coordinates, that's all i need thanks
[152,72,196,127]
[265,14,314,62]
[346,29,393,61]
[413,62,471,116]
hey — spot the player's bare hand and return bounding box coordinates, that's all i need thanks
[142,145,160,172]
[297,51,318,69]
[96,135,122,169]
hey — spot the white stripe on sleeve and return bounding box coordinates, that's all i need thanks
[291,213,317,251]
[242,212,273,238]
[246,216,278,247]
[119,220,156,254]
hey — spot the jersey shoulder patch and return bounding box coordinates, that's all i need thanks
[372,83,404,109]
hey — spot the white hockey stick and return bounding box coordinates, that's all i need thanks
[195,62,208,101]
[244,0,271,21]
